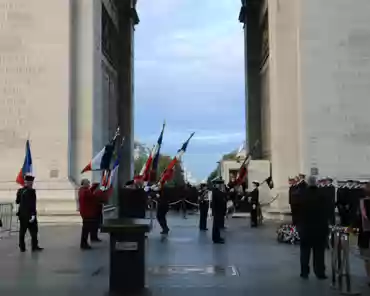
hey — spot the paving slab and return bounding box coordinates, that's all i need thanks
[0,214,368,296]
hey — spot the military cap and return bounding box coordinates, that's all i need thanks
[24,174,35,182]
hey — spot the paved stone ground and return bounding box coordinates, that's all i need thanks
[0,214,368,296]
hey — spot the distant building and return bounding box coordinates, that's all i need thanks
[219,141,248,185]
[0,0,137,214]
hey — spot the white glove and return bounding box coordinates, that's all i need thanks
[252,204,256,210]
[144,186,150,192]
[29,215,36,223]
[151,185,159,192]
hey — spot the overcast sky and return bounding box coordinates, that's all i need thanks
[134,0,246,181]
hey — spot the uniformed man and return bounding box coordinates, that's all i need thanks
[248,181,260,227]
[198,183,209,231]
[337,180,353,226]
[211,179,226,244]
[322,177,336,225]
[155,186,170,235]
[288,177,298,225]
[16,174,43,252]
[297,173,308,196]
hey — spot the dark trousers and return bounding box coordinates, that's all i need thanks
[339,209,351,226]
[19,218,38,250]
[251,204,258,227]
[181,200,187,218]
[199,203,208,230]
[91,213,102,240]
[157,209,169,233]
[212,215,223,242]
[300,239,326,276]
[81,218,95,247]
[291,204,299,225]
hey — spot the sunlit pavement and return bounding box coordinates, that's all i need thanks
[0,214,368,296]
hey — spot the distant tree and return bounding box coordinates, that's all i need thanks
[207,168,219,184]
[134,155,147,176]
[222,151,238,161]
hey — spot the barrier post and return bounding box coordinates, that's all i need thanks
[330,226,360,295]
[0,203,15,236]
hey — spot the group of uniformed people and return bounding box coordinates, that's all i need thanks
[196,178,262,244]
[288,174,370,280]
[289,175,367,228]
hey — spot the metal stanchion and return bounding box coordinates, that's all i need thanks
[0,203,15,237]
[330,226,360,295]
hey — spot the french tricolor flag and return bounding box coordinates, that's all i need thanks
[158,132,194,186]
[100,158,119,190]
[135,122,165,182]
[16,140,33,186]
[81,131,120,174]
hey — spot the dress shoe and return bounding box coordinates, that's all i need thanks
[80,245,92,250]
[213,239,225,244]
[32,247,44,252]
[316,274,328,280]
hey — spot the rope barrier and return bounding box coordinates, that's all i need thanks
[168,200,183,206]
[184,199,199,207]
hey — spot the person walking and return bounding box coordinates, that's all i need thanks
[16,174,43,252]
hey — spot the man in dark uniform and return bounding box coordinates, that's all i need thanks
[16,174,43,252]
[211,179,226,244]
[322,177,336,225]
[337,180,353,226]
[198,183,209,231]
[248,181,260,227]
[297,174,308,196]
[298,175,329,280]
[288,177,298,225]
[155,186,170,235]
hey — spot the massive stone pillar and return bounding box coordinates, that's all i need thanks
[242,0,370,213]
[0,0,136,214]
[116,0,137,187]
[0,0,74,212]
[241,0,263,159]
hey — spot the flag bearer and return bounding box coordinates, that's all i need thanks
[16,174,43,252]
[155,186,170,235]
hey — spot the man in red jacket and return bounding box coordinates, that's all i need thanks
[78,179,111,250]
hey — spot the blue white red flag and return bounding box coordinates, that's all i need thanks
[16,140,33,186]
[135,122,166,183]
[81,128,121,173]
[158,132,194,186]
